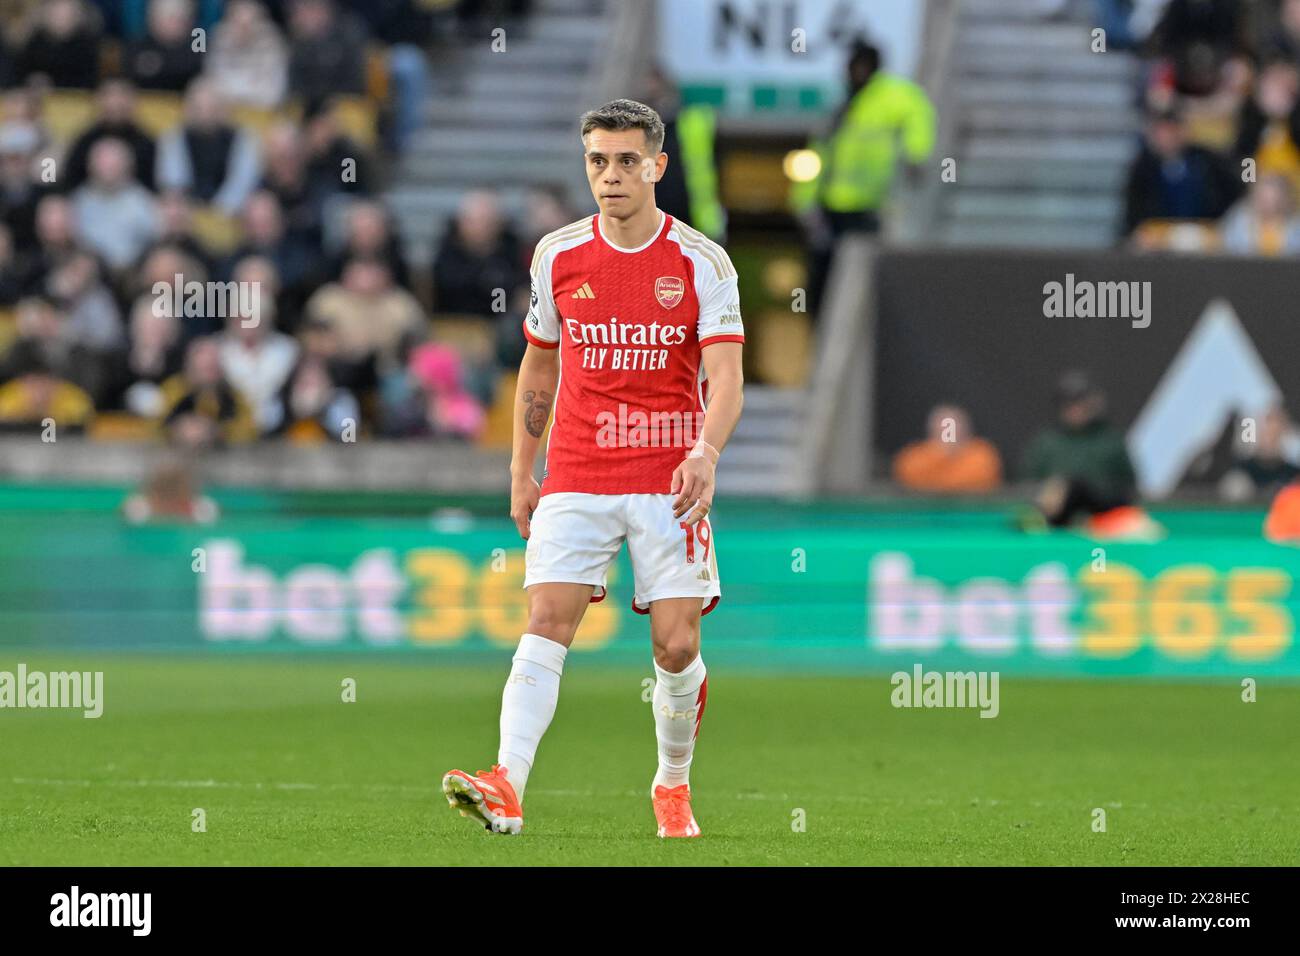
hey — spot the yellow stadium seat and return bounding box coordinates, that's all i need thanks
[431,315,495,365]
[753,308,812,387]
[326,96,378,150]
[479,371,518,448]
[88,412,157,442]
[190,205,244,255]
[366,47,390,102]
[134,92,185,137]
[40,90,97,145]
[231,104,279,137]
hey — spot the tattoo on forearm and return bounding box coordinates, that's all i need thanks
[522,389,553,438]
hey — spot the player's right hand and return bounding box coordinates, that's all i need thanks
[510,472,541,539]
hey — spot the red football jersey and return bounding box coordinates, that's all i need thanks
[523,212,744,495]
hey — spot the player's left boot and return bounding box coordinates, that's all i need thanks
[652,784,701,838]
[442,765,523,835]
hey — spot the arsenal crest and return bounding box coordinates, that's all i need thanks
[655,276,685,309]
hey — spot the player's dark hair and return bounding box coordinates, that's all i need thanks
[579,99,665,155]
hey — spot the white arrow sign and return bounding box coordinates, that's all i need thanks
[1128,298,1281,499]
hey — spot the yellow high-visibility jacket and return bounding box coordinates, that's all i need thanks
[791,72,936,214]
[677,104,726,240]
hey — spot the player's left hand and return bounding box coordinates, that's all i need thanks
[671,456,714,526]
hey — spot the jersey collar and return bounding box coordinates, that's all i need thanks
[595,210,667,254]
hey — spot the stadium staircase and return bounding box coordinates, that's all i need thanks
[387,0,610,266]
[931,0,1143,248]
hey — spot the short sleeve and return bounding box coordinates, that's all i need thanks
[697,264,744,346]
[523,254,560,348]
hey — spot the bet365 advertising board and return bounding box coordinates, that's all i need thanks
[2,487,1297,678]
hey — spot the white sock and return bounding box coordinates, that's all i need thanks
[652,654,708,791]
[497,632,567,803]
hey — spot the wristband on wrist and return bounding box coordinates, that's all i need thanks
[688,439,720,464]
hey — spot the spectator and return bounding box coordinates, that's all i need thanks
[432,190,524,316]
[158,335,257,447]
[122,458,219,524]
[0,223,23,307]
[791,39,935,315]
[46,248,124,355]
[0,120,48,251]
[303,256,425,378]
[1265,0,1300,63]
[135,243,218,339]
[1221,404,1300,501]
[303,96,373,197]
[1219,174,1300,255]
[119,294,185,417]
[259,121,324,246]
[124,0,204,93]
[3,293,112,403]
[1123,105,1236,236]
[14,0,102,90]
[287,0,368,101]
[282,352,360,442]
[296,311,375,400]
[892,404,1003,494]
[1022,371,1139,529]
[387,340,486,442]
[146,189,217,273]
[45,249,125,404]
[156,78,262,215]
[336,0,431,151]
[1147,0,1247,98]
[217,255,299,434]
[520,184,577,263]
[0,339,94,432]
[1232,59,1300,200]
[327,198,408,289]
[205,0,289,109]
[1264,479,1300,542]
[62,78,158,193]
[16,195,81,295]
[72,137,159,271]
[643,65,725,240]
[223,189,314,319]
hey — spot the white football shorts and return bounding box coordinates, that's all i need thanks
[523,492,721,615]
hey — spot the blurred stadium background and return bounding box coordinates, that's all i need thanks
[2,0,1300,700]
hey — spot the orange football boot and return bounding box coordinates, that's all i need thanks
[442,764,523,835]
[653,784,701,838]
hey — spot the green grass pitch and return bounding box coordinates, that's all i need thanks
[2,655,1297,865]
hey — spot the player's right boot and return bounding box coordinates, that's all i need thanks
[442,765,523,835]
[652,784,701,838]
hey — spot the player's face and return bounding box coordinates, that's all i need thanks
[583,128,666,220]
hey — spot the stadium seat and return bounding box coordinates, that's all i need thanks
[1131,219,1220,253]
[230,105,280,137]
[479,370,518,448]
[134,92,185,138]
[430,314,495,365]
[1184,112,1236,153]
[325,95,379,151]
[87,412,156,442]
[752,308,811,387]
[40,90,97,145]
[366,47,391,102]
[190,205,244,255]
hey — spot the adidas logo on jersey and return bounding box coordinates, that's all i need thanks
[571,282,596,299]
